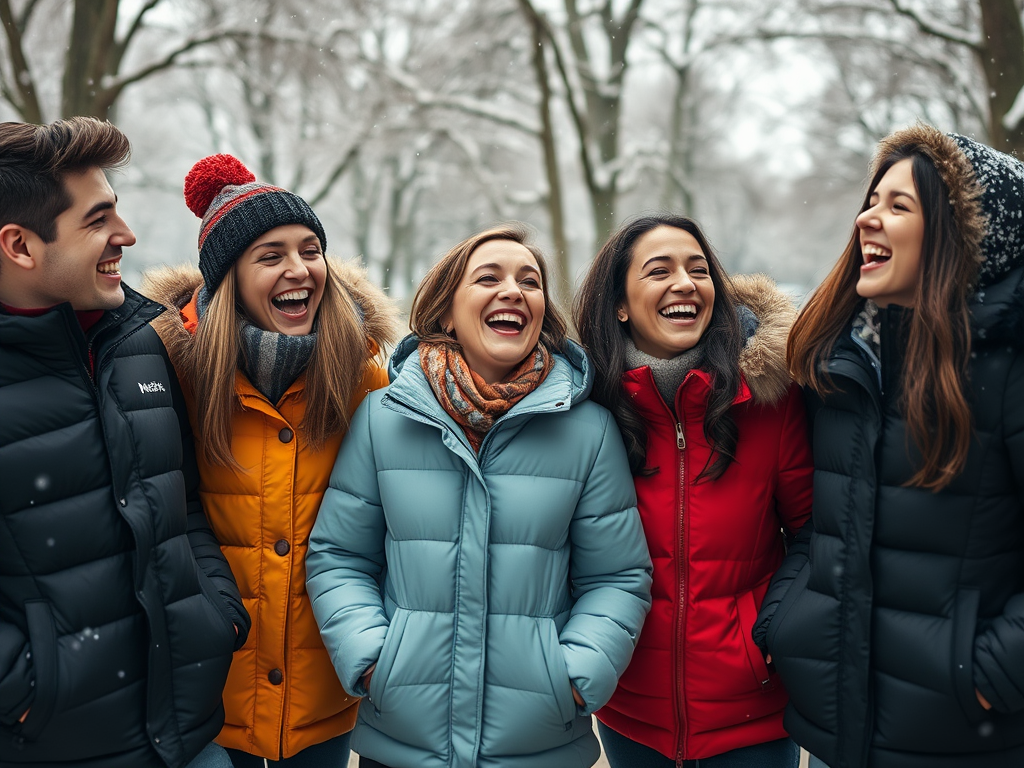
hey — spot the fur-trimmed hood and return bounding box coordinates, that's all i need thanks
[872,125,987,282]
[731,272,797,406]
[872,124,1024,343]
[142,258,398,382]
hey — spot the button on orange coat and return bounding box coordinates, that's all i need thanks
[145,262,396,759]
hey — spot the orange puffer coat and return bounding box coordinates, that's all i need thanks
[145,261,396,759]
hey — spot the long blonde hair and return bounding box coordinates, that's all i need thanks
[192,261,370,468]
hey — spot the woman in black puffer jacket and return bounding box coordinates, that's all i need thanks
[754,124,1024,768]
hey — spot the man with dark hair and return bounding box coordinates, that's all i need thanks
[0,117,249,768]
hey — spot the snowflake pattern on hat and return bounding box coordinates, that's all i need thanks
[949,134,1024,289]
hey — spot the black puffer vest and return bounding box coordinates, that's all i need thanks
[0,286,249,768]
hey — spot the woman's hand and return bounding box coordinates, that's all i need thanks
[362,662,377,693]
[571,685,584,707]
[977,688,993,710]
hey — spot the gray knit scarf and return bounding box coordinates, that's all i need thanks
[197,285,317,405]
[624,337,705,410]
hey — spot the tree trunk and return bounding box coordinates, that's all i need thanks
[526,11,571,304]
[62,0,119,118]
[978,0,1024,155]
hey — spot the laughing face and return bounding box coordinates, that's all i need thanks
[617,225,716,359]
[443,239,545,384]
[28,167,136,311]
[234,224,326,336]
[855,157,925,308]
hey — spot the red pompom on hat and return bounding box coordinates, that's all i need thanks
[183,154,256,218]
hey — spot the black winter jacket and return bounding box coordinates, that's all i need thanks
[0,286,250,768]
[756,261,1024,768]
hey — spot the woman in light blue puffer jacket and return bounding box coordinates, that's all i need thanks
[307,224,653,768]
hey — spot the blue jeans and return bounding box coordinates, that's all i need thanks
[186,743,234,768]
[226,732,351,767]
[598,721,800,768]
[807,757,830,768]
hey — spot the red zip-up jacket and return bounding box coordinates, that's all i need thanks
[597,274,813,762]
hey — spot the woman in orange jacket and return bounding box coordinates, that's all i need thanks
[145,155,396,767]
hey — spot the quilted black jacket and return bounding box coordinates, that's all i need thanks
[0,285,250,768]
[755,263,1024,768]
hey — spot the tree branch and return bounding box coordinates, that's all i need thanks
[380,61,540,135]
[305,141,363,208]
[16,0,42,33]
[886,0,982,49]
[0,0,41,122]
[96,26,243,113]
[111,0,163,73]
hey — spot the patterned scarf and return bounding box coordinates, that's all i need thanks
[197,284,317,404]
[851,299,881,362]
[419,341,553,452]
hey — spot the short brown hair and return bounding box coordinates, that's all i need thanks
[0,117,130,242]
[410,223,569,355]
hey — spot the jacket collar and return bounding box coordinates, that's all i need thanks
[0,283,162,355]
[622,365,753,423]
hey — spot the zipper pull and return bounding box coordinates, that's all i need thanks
[675,422,685,450]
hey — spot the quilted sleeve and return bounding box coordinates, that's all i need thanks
[559,408,653,715]
[752,517,812,654]
[974,352,1024,712]
[306,398,388,697]
[753,385,815,654]
[773,384,813,536]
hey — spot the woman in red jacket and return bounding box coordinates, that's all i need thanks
[575,214,812,767]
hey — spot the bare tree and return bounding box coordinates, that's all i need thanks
[518,0,648,248]
[0,0,246,121]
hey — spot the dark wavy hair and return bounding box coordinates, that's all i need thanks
[574,214,743,479]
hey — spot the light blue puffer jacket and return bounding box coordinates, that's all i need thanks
[307,336,652,768]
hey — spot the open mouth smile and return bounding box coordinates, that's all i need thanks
[659,302,699,322]
[271,288,312,317]
[862,243,892,270]
[485,310,528,335]
[97,258,121,277]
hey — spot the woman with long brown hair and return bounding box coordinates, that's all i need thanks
[306,224,652,768]
[755,125,1024,768]
[145,154,396,767]
[574,214,812,767]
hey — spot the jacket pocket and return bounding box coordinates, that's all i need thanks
[538,619,576,727]
[737,589,774,693]
[19,601,57,742]
[952,588,987,724]
[766,561,809,656]
[367,607,409,713]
